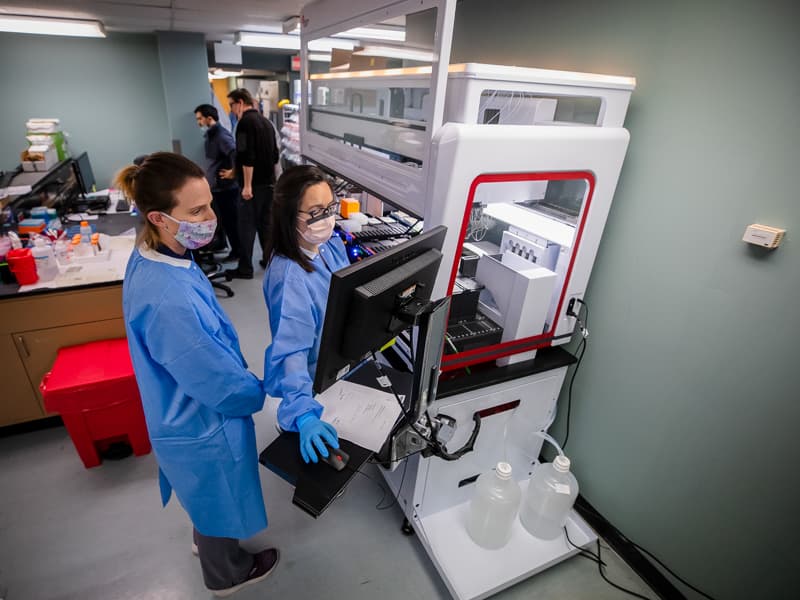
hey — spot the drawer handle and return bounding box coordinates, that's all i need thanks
[17,335,30,358]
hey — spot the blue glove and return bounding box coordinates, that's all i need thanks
[296,413,339,464]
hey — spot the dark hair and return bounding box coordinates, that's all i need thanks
[266,165,335,273]
[227,88,254,107]
[194,103,218,121]
[114,152,205,249]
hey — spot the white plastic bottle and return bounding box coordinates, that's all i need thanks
[79,220,93,246]
[54,239,70,264]
[31,237,59,281]
[466,462,521,549]
[520,455,579,540]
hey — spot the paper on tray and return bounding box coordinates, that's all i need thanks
[315,380,403,452]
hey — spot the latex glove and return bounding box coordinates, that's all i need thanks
[296,413,339,464]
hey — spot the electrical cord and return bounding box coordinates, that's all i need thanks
[561,299,589,451]
[563,525,607,566]
[350,460,410,511]
[376,458,409,510]
[577,503,718,600]
[563,527,652,599]
[596,540,653,600]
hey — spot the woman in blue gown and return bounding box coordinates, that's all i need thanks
[262,165,349,463]
[119,152,277,597]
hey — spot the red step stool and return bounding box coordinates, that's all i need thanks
[40,338,151,468]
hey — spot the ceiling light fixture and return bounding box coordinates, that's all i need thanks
[352,45,433,62]
[308,53,332,62]
[0,14,106,38]
[282,16,300,34]
[235,31,355,53]
[208,68,243,80]
[333,26,405,42]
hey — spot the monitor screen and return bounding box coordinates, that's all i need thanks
[72,152,95,195]
[313,225,447,394]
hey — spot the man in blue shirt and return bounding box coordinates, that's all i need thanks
[195,104,241,262]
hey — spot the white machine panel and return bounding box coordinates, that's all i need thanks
[427,123,630,369]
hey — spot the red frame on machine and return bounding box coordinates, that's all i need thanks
[441,170,596,371]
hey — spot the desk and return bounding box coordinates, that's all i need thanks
[0,213,140,427]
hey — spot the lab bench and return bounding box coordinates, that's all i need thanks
[0,213,138,428]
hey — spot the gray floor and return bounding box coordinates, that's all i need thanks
[0,258,656,600]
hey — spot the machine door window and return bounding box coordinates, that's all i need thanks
[442,171,595,370]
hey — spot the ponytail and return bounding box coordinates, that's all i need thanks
[113,152,204,250]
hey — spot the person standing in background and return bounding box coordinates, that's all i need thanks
[224,88,279,280]
[195,104,241,262]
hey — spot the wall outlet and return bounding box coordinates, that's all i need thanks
[743,224,785,249]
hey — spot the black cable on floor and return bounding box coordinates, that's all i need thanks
[577,500,718,600]
[563,525,606,566]
[595,540,653,600]
[564,526,652,598]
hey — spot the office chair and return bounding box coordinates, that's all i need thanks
[196,248,234,298]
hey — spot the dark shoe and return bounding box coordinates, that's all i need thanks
[222,253,240,263]
[259,259,268,269]
[224,268,253,280]
[211,548,280,597]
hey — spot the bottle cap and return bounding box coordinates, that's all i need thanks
[554,455,571,473]
[496,462,513,479]
[80,221,89,227]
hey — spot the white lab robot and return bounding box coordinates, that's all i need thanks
[300,2,635,598]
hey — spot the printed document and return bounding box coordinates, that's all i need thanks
[316,380,403,452]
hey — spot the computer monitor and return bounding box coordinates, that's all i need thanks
[72,152,95,195]
[313,225,447,395]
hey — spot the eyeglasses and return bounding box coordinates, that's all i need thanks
[299,201,340,224]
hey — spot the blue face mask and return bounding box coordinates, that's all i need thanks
[161,212,217,250]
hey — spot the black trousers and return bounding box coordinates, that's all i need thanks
[213,187,241,259]
[236,183,273,276]
[193,528,254,591]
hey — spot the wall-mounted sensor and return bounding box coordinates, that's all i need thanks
[742,224,785,249]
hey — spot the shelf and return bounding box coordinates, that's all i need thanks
[416,478,596,600]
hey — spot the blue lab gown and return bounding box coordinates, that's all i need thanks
[263,236,350,430]
[123,246,267,539]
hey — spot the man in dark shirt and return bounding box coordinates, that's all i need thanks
[194,103,240,262]
[225,88,279,279]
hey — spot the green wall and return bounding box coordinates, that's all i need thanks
[157,31,210,167]
[0,32,171,188]
[451,0,799,598]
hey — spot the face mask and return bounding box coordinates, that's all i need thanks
[200,125,209,133]
[298,215,335,246]
[161,212,217,250]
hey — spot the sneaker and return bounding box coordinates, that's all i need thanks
[224,268,254,280]
[211,548,280,598]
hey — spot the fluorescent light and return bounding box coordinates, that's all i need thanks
[333,26,405,42]
[353,45,433,62]
[0,14,105,38]
[236,32,298,50]
[235,31,355,53]
[282,17,300,34]
[208,68,243,80]
[310,66,434,80]
[309,38,355,52]
[309,53,331,62]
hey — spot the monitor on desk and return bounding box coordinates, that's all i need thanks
[7,159,79,213]
[72,152,95,195]
[313,225,447,395]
